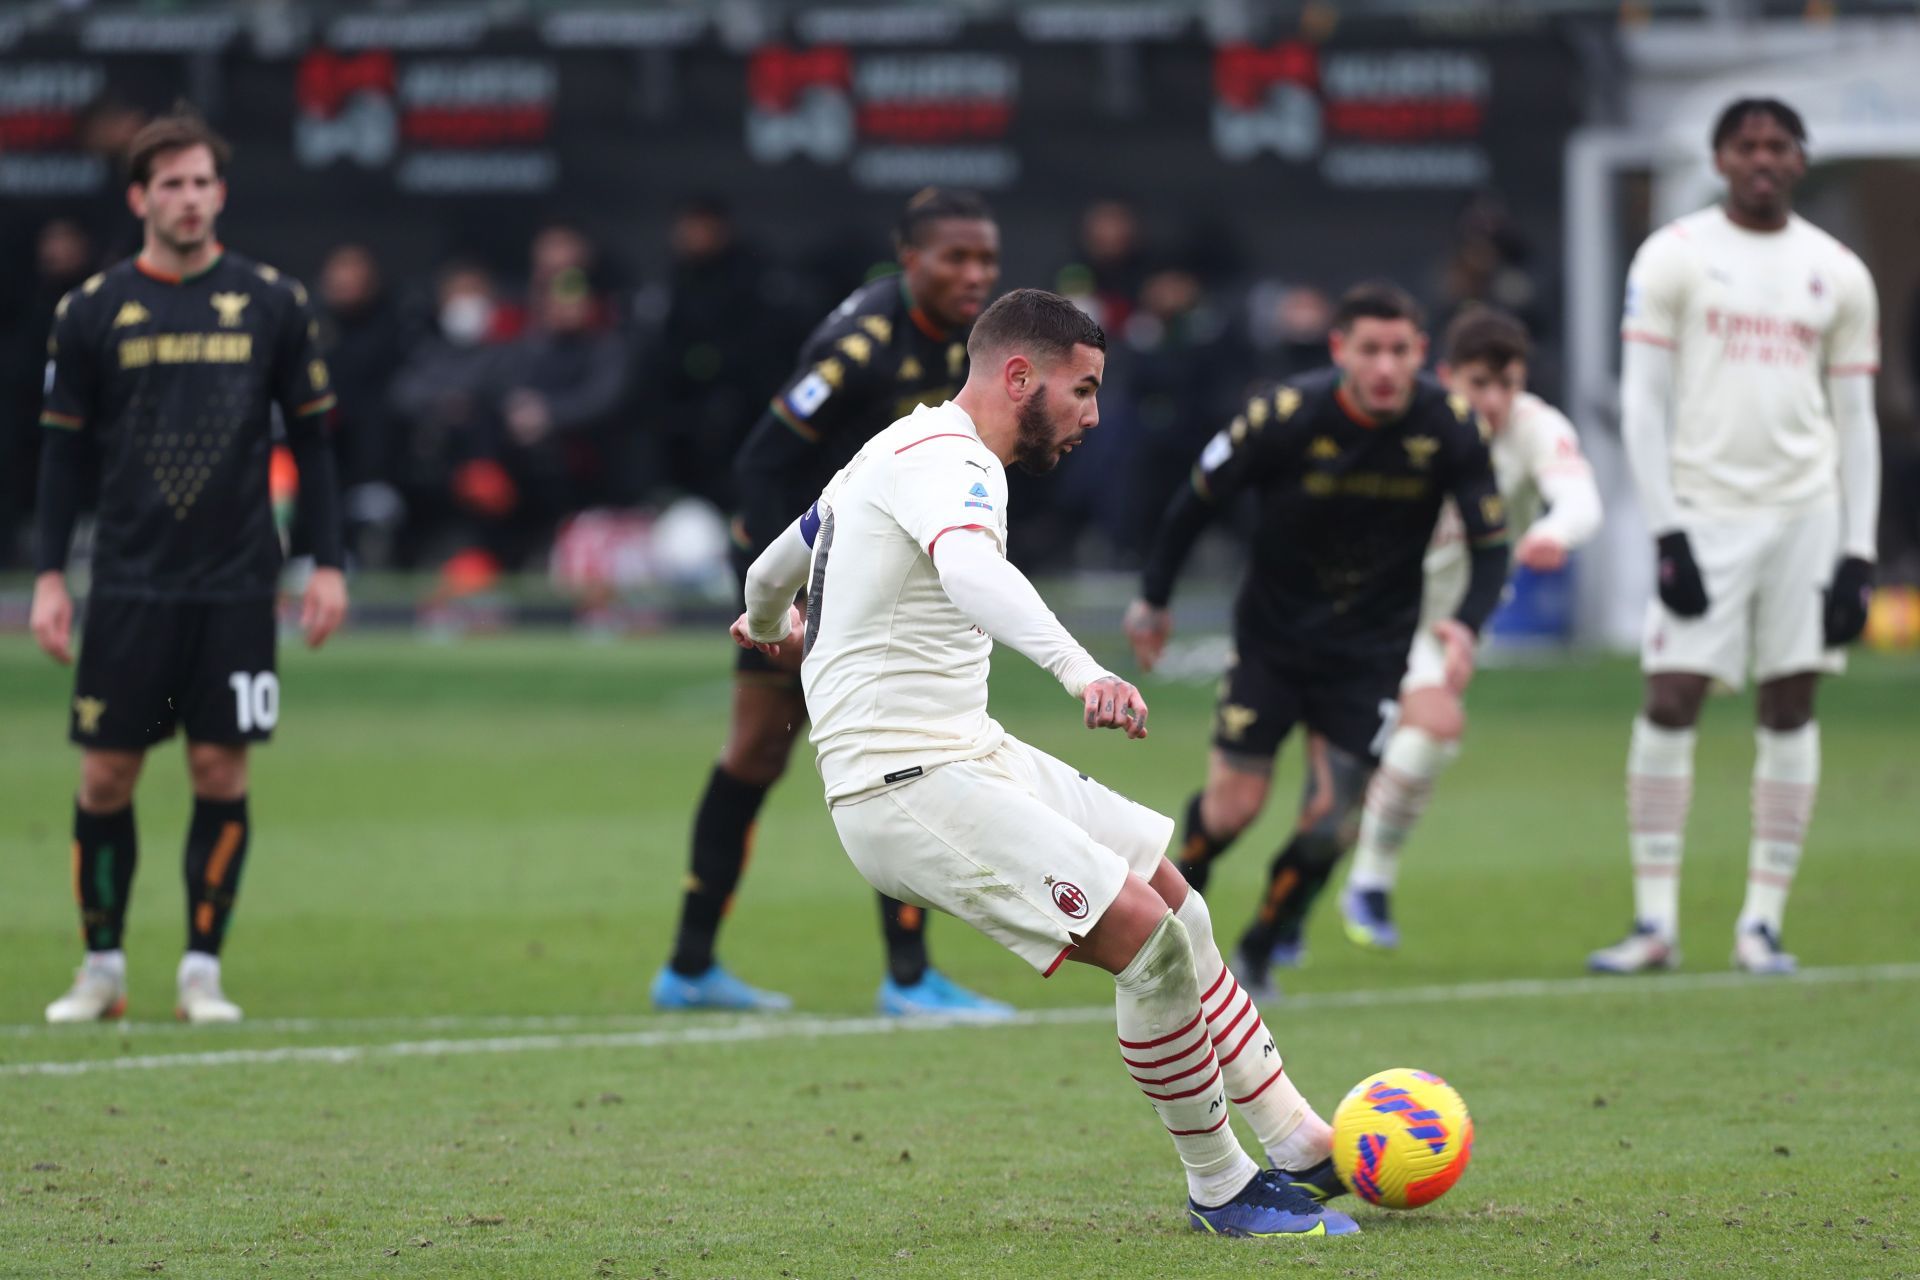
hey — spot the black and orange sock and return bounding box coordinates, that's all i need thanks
[74,801,138,952]
[184,796,249,955]
[1237,835,1338,964]
[880,895,928,987]
[1176,791,1236,893]
[669,766,772,977]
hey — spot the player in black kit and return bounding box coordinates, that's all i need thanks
[1124,284,1509,996]
[652,189,1011,1016]
[32,112,346,1025]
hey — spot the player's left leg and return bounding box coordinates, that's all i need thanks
[1234,735,1373,995]
[1733,501,1845,974]
[1341,669,1465,952]
[171,599,280,1024]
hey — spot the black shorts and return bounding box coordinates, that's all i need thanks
[1210,646,1402,764]
[730,541,804,690]
[70,596,279,750]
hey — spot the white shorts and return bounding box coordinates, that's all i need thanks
[829,735,1176,976]
[1642,501,1845,691]
[1402,626,1450,694]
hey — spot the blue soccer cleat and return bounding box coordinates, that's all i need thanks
[1189,1168,1361,1238]
[877,969,1015,1019]
[1587,921,1679,974]
[1278,1156,1349,1204]
[650,963,793,1012]
[1341,886,1401,952]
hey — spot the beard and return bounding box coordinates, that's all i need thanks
[1012,384,1060,475]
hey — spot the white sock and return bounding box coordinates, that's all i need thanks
[1173,890,1332,1173]
[1626,717,1694,940]
[1115,915,1260,1208]
[1348,727,1458,893]
[178,951,221,986]
[84,949,126,980]
[1739,723,1819,935]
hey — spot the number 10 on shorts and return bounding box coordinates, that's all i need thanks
[228,671,280,732]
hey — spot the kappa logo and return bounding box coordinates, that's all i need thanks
[211,293,251,328]
[1044,876,1089,920]
[111,302,151,329]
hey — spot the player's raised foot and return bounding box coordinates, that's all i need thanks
[877,969,1015,1019]
[45,954,128,1024]
[175,953,242,1024]
[1278,1156,1349,1204]
[1341,886,1400,952]
[1587,922,1679,974]
[1731,922,1798,975]
[650,962,794,1012]
[1189,1168,1360,1238]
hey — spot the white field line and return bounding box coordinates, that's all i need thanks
[4,962,1916,1079]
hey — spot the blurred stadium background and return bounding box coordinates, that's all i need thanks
[4,0,1919,650]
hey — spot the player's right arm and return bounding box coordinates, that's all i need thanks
[1619,231,1707,617]
[30,285,98,664]
[1515,405,1603,572]
[1127,388,1287,670]
[733,502,819,657]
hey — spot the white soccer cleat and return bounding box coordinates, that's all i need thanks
[45,959,128,1023]
[1587,923,1679,974]
[1731,923,1798,975]
[175,953,243,1024]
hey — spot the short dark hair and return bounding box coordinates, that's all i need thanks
[967,288,1105,367]
[1332,281,1425,333]
[1711,97,1807,153]
[126,107,231,186]
[895,187,994,250]
[1443,307,1530,371]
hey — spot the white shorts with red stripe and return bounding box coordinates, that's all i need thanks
[828,734,1175,975]
[1642,498,1845,690]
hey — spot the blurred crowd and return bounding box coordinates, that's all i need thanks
[0,189,1781,588]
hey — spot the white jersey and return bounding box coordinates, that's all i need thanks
[802,402,1012,803]
[1621,206,1879,514]
[1422,392,1594,622]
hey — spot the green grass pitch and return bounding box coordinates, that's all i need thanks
[1,633,1914,1278]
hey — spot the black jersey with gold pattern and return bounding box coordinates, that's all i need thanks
[733,275,970,555]
[41,250,334,600]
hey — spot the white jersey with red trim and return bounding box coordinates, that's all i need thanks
[1621,206,1879,513]
[1422,391,1591,620]
[801,400,1012,803]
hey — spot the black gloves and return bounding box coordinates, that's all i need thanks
[1655,531,1709,618]
[1823,555,1875,646]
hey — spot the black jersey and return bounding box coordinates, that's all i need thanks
[40,249,335,600]
[733,275,971,554]
[1142,368,1509,670]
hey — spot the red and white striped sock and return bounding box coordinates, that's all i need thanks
[1739,724,1819,934]
[1349,727,1458,892]
[1173,889,1331,1172]
[1115,915,1260,1208]
[1626,716,1694,940]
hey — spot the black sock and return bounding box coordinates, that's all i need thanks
[74,802,138,952]
[184,796,250,956]
[1237,835,1340,963]
[669,766,772,977]
[879,894,929,987]
[1176,791,1238,893]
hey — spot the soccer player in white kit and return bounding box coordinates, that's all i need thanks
[1591,98,1881,976]
[1340,309,1603,949]
[731,289,1359,1237]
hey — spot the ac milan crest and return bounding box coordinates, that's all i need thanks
[1045,876,1089,920]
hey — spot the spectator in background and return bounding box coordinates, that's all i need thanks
[318,243,420,567]
[388,262,506,568]
[1056,199,1148,334]
[643,197,808,509]
[450,266,631,579]
[1246,282,1333,383]
[1,219,98,564]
